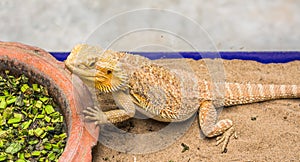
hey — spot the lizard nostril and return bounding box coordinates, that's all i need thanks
[107,70,112,74]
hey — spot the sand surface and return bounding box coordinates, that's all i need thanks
[91,58,300,162]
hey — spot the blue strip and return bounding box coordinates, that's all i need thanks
[50,51,300,64]
[50,52,70,62]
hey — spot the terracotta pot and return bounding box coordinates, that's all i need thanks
[0,42,99,162]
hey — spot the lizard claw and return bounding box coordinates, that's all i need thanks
[216,127,237,153]
[83,106,107,125]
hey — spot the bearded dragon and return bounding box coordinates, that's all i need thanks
[65,44,300,153]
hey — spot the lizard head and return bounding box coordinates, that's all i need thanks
[65,44,100,86]
[65,44,128,93]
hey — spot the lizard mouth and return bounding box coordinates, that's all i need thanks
[65,65,97,83]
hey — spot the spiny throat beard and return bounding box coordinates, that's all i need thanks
[95,73,127,93]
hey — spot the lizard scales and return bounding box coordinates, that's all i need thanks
[201,81,299,106]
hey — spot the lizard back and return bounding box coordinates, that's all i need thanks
[129,63,200,122]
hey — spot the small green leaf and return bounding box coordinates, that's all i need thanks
[18,152,25,159]
[32,84,39,91]
[0,140,3,148]
[46,126,55,131]
[35,100,43,108]
[45,105,54,114]
[34,128,44,137]
[59,133,67,140]
[38,157,46,161]
[28,129,34,136]
[40,132,47,138]
[21,119,32,129]
[24,153,31,158]
[0,152,7,161]
[20,84,30,93]
[3,107,13,119]
[52,144,59,149]
[28,139,39,145]
[14,113,23,119]
[0,98,7,109]
[43,143,52,150]
[41,150,47,155]
[58,116,64,123]
[36,114,45,119]
[31,151,41,156]
[50,112,60,118]
[7,117,22,124]
[5,142,22,154]
[6,97,17,105]
[44,116,51,123]
[47,152,56,161]
[39,97,48,103]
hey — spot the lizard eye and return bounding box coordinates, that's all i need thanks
[107,70,112,75]
[89,61,95,67]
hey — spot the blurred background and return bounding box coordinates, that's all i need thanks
[1,0,299,51]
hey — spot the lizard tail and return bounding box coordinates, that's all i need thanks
[223,83,299,106]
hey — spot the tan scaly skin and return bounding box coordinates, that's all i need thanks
[65,44,300,153]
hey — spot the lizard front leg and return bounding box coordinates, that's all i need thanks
[83,90,136,125]
[199,100,237,153]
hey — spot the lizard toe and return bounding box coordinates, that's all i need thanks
[82,110,95,116]
[84,115,97,120]
[86,106,100,114]
[216,127,237,153]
